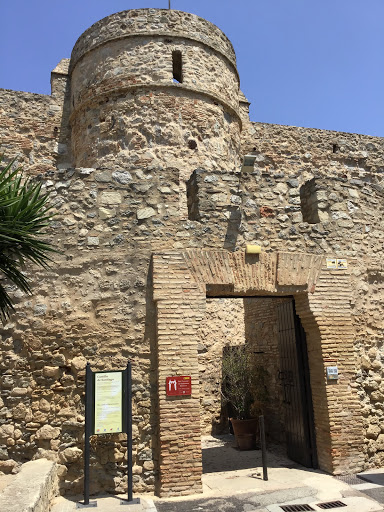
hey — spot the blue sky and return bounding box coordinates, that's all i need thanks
[1,0,383,136]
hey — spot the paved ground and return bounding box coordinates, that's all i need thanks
[358,488,384,506]
[346,469,384,506]
[50,435,384,512]
[155,490,307,512]
[51,495,157,511]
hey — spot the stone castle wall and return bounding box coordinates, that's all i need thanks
[0,90,64,175]
[0,128,382,495]
[0,6,383,498]
[69,9,237,69]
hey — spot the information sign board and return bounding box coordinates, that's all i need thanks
[166,376,192,396]
[94,371,123,434]
[82,362,137,507]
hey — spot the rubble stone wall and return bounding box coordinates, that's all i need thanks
[0,90,64,175]
[0,157,381,494]
[69,9,237,71]
[0,165,186,494]
[70,89,241,178]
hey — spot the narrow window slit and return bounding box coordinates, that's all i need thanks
[300,178,320,224]
[186,173,200,221]
[172,50,183,83]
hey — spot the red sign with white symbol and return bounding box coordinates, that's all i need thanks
[166,376,192,396]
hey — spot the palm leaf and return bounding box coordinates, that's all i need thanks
[0,154,58,323]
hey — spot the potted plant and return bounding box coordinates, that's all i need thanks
[221,345,269,450]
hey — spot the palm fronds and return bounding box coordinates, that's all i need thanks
[0,155,56,323]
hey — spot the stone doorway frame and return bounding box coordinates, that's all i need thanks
[152,249,364,497]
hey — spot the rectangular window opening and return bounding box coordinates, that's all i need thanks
[172,50,183,83]
[300,178,320,224]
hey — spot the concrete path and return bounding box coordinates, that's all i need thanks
[51,435,384,512]
[51,495,157,512]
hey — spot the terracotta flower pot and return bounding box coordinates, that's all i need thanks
[231,418,259,450]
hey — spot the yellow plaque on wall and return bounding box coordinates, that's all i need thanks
[94,372,123,434]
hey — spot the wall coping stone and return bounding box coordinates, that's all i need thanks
[0,458,58,512]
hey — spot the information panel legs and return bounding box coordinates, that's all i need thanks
[77,362,139,508]
[77,363,97,508]
[120,361,140,506]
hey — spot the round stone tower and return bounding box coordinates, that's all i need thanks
[68,8,242,179]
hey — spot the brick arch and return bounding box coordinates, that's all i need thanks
[153,250,364,497]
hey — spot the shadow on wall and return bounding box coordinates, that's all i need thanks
[223,207,241,251]
[243,298,288,445]
[145,257,161,496]
[55,77,73,170]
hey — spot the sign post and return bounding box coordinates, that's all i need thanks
[77,363,97,508]
[259,415,268,481]
[77,362,139,508]
[120,361,140,505]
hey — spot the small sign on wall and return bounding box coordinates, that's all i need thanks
[326,366,339,380]
[326,258,347,270]
[166,376,192,396]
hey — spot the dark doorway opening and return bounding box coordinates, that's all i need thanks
[197,296,317,470]
[277,299,318,468]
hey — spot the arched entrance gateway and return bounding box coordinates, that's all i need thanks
[153,249,365,497]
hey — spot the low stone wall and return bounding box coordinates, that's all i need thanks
[0,458,58,512]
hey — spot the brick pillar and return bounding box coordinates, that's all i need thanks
[296,264,365,474]
[153,253,205,497]
[311,266,364,473]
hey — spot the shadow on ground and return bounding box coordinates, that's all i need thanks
[202,434,301,474]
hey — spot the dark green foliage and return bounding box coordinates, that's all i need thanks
[221,345,269,419]
[0,156,56,323]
